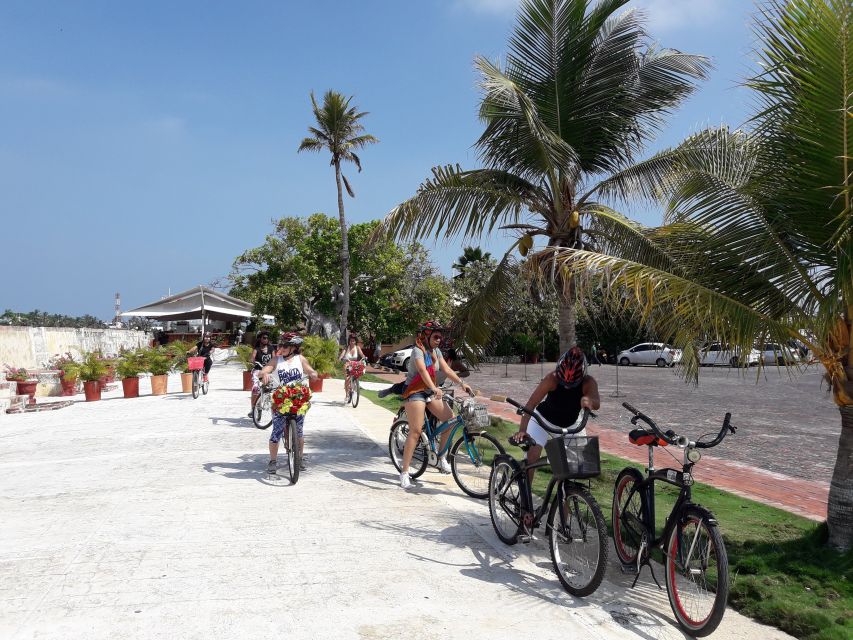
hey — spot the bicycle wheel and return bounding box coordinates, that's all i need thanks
[191,370,200,399]
[286,416,300,484]
[488,459,522,545]
[252,391,273,429]
[450,431,504,499]
[612,467,646,565]
[388,419,428,479]
[351,378,360,408]
[548,483,608,597]
[665,505,729,637]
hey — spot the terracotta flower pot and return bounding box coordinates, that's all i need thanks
[83,380,101,402]
[309,377,324,393]
[121,377,140,399]
[60,377,78,396]
[242,370,254,391]
[180,372,193,393]
[150,374,168,395]
[98,375,110,391]
[12,379,38,405]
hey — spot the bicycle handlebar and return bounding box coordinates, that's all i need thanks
[497,396,594,435]
[622,402,735,448]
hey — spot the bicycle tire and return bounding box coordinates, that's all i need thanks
[450,431,504,499]
[352,379,360,408]
[252,391,273,429]
[488,458,522,545]
[665,505,729,637]
[287,416,300,484]
[612,467,646,566]
[388,419,428,479]
[191,371,200,399]
[548,483,608,597]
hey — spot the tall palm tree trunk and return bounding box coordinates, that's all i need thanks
[557,277,577,354]
[334,160,350,345]
[828,401,853,551]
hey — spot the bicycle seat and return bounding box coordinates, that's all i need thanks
[629,429,669,447]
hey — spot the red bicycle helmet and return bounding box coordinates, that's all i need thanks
[279,332,304,346]
[555,346,587,388]
[418,320,444,335]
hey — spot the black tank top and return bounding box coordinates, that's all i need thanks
[536,379,584,428]
[253,345,274,369]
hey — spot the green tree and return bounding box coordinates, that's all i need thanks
[452,246,492,278]
[377,0,709,354]
[545,0,853,550]
[298,91,378,343]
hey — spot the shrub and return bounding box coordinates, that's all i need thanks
[301,335,338,376]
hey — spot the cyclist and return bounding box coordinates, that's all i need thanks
[398,321,473,489]
[260,332,318,474]
[248,331,275,418]
[510,346,600,483]
[187,334,215,382]
[339,333,366,402]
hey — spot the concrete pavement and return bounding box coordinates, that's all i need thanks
[0,364,793,639]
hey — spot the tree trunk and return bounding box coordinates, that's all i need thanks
[334,160,350,346]
[827,404,853,551]
[557,277,577,355]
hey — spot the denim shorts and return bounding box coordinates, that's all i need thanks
[405,390,436,404]
[270,412,305,443]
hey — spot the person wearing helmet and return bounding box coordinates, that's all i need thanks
[511,346,600,482]
[398,321,473,489]
[339,333,366,403]
[248,331,274,418]
[259,332,318,474]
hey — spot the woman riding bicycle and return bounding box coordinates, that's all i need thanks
[259,332,318,474]
[511,346,601,482]
[339,333,366,402]
[187,334,215,381]
[398,321,473,489]
[248,331,275,418]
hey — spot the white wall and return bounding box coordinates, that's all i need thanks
[0,326,152,369]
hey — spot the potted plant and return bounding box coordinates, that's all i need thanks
[514,333,540,364]
[300,335,338,393]
[4,365,38,405]
[75,352,110,402]
[166,341,194,393]
[49,353,80,396]
[96,354,116,391]
[235,344,255,391]
[116,349,146,399]
[145,347,173,395]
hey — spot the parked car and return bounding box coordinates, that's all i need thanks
[758,342,801,366]
[617,343,681,367]
[378,352,397,369]
[699,343,761,367]
[389,344,416,371]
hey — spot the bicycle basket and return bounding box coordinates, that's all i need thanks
[461,400,490,429]
[545,435,601,480]
[187,357,206,371]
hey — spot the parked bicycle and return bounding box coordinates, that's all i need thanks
[613,402,736,637]
[187,357,208,399]
[388,393,504,498]
[488,397,607,597]
[252,382,273,429]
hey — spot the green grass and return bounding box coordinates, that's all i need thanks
[360,389,853,640]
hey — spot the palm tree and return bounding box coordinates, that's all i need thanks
[541,0,853,550]
[298,90,378,342]
[452,246,492,278]
[377,0,710,353]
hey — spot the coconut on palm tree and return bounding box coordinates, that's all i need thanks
[540,0,853,550]
[377,0,710,353]
[298,90,378,343]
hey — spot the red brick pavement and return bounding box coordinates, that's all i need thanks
[477,396,829,522]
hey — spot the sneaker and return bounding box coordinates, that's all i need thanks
[299,459,307,471]
[377,387,391,398]
[266,460,277,474]
[400,472,412,490]
[438,456,452,474]
[203,374,209,383]
[248,411,254,418]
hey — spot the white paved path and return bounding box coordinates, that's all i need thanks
[0,365,792,639]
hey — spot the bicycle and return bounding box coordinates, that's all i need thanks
[388,393,505,499]
[252,381,273,429]
[269,376,311,484]
[613,402,737,637]
[187,357,208,399]
[488,398,608,597]
[345,360,365,408]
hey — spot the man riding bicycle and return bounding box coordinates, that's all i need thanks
[187,334,215,382]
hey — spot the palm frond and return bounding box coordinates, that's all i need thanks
[342,173,355,198]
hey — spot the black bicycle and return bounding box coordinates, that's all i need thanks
[613,402,736,637]
[488,398,608,597]
[252,382,273,429]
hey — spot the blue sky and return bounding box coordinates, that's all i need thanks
[1,0,755,319]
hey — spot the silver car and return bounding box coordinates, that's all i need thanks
[617,342,681,367]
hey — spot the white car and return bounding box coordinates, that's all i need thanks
[758,342,801,366]
[617,343,681,367]
[699,343,761,367]
[389,344,415,371]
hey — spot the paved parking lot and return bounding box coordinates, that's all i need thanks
[466,361,839,484]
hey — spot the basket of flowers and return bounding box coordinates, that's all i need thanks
[346,360,366,379]
[271,381,312,416]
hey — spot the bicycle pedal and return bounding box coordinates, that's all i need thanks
[518,533,537,543]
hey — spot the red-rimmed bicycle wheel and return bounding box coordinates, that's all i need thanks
[612,467,645,565]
